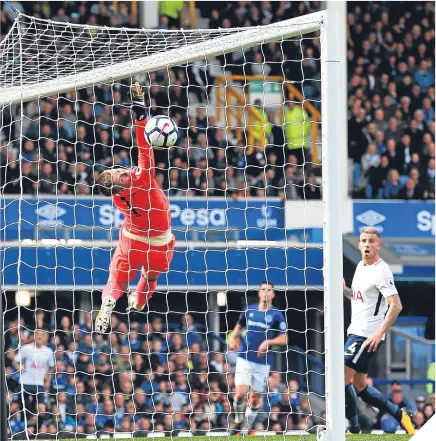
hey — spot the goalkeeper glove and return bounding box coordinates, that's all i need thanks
[131,82,147,121]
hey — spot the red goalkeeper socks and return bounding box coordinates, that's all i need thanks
[135,277,157,308]
[102,281,125,302]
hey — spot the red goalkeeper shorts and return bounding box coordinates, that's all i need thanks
[109,228,175,283]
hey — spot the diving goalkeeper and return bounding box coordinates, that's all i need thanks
[95,82,175,334]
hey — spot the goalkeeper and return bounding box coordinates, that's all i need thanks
[95,83,175,334]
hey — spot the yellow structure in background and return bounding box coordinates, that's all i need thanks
[180,0,197,29]
[216,75,320,159]
[189,0,196,29]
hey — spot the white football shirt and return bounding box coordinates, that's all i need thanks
[347,258,398,338]
[14,344,55,386]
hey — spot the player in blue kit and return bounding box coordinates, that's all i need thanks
[228,281,287,431]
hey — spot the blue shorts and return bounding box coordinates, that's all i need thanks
[344,334,378,374]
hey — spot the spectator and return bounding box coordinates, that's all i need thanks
[375,130,387,154]
[22,140,36,162]
[422,97,435,122]
[210,353,225,374]
[389,381,414,410]
[409,168,428,198]
[423,402,435,419]
[374,109,389,132]
[385,118,403,143]
[52,7,69,22]
[367,155,390,198]
[416,396,426,412]
[38,162,57,194]
[301,173,321,200]
[414,61,434,94]
[284,101,311,166]
[279,164,302,200]
[413,411,426,430]
[397,178,425,200]
[187,60,215,103]
[360,143,381,188]
[405,152,423,177]
[21,162,38,194]
[251,99,272,145]
[383,169,402,199]
[159,0,184,28]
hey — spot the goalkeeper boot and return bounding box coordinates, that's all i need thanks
[399,407,415,435]
[95,297,116,333]
[127,292,146,312]
[346,428,362,435]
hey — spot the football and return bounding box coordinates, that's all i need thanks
[144,115,178,148]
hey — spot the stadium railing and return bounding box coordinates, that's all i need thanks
[385,327,436,381]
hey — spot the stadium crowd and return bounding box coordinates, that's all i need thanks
[1,1,325,202]
[1,2,435,201]
[5,311,320,438]
[347,2,435,199]
[5,311,435,438]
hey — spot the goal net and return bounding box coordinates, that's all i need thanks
[0,10,344,441]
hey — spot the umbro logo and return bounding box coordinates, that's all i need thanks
[356,210,386,227]
[35,203,66,221]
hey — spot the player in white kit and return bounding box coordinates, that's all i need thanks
[14,330,55,415]
[343,227,415,435]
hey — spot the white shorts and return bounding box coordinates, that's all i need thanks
[235,357,270,393]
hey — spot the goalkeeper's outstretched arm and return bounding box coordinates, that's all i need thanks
[131,82,155,177]
[95,82,154,196]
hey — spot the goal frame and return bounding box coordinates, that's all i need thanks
[0,8,345,441]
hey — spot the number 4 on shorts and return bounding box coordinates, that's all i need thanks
[345,341,358,356]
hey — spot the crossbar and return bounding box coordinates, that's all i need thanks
[0,11,325,106]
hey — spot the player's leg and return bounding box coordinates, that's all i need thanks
[353,373,415,435]
[344,335,363,434]
[129,236,175,311]
[128,269,159,312]
[344,366,360,434]
[245,391,262,431]
[245,362,269,430]
[103,241,130,300]
[95,238,138,333]
[234,357,251,425]
[345,334,415,435]
[233,385,249,426]
[22,384,37,419]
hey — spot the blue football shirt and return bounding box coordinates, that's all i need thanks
[237,304,287,365]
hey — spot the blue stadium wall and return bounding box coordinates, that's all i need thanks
[1,197,434,289]
[1,196,322,289]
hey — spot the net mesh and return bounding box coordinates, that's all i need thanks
[1,12,325,440]
[0,15,241,89]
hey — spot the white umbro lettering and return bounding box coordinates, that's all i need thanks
[247,319,269,329]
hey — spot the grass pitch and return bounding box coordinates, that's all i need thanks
[55,436,412,441]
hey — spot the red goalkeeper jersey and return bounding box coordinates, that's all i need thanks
[113,119,171,237]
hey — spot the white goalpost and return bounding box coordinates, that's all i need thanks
[1,8,344,441]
